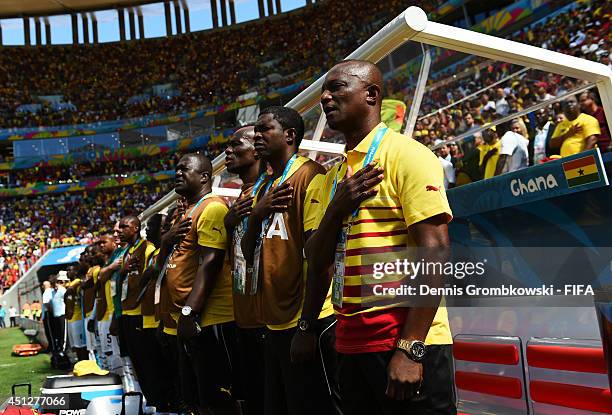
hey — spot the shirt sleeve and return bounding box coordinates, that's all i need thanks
[312,163,341,230]
[303,173,325,232]
[499,132,518,156]
[196,201,229,250]
[582,114,601,138]
[395,143,453,227]
[143,243,157,273]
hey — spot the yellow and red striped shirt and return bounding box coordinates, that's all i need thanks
[314,123,453,354]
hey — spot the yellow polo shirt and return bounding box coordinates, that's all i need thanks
[552,113,600,157]
[313,123,453,353]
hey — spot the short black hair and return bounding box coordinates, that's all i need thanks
[259,106,305,148]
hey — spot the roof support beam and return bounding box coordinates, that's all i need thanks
[137,9,145,39]
[266,0,274,16]
[82,13,89,43]
[118,8,126,41]
[23,17,31,46]
[229,0,236,25]
[220,0,228,27]
[181,0,190,33]
[164,0,172,36]
[173,0,182,34]
[128,8,136,40]
[35,18,42,46]
[257,0,265,18]
[71,13,78,44]
[44,18,51,45]
[210,0,218,29]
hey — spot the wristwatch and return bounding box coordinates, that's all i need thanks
[181,305,193,317]
[297,318,314,333]
[396,339,427,362]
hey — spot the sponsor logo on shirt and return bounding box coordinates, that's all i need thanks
[426,185,440,192]
[510,174,558,196]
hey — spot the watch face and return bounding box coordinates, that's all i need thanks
[298,320,309,331]
[411,342,426,359]
[182,306,192,316]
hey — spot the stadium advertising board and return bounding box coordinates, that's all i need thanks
[448,149,609,218]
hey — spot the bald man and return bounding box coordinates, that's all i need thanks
[297,60,456,414]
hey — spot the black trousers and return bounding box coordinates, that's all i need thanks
[119,315,152,402]
[338,345,456,415]
[10,316,16,327]
[156,329,183,410]
[235,327,266,415]
[43,315,54,352]
[50,315,67,353]
[177,322,237,410]
[0,317,5,328]
[137,327,178,410]
[264,315,342,415]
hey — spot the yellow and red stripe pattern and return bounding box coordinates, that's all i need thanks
[562,155,600,188]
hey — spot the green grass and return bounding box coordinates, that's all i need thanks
[0,327,65,402]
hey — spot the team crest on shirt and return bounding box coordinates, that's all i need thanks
[426,185,440,191]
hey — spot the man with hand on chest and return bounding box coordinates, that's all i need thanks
[224,125,267,415]
[241,106,341,415]
[298,60,456,415]
[164,152,238,415]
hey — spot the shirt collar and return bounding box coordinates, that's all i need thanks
[351,122,388,154]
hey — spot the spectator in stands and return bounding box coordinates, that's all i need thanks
[495,88,510,117]
[532,107,555,165]
[494,120,529,175]
[579,91,610,152]
[480,127,501,180]
[551,96,600,157]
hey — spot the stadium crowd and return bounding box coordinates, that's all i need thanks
[0,183,171,293]
[0,0,442,129]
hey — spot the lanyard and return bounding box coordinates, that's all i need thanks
[262,154,298,197]
[241,173,268,231]
[260,154,298,232]
[330,126,387,218]
[153,192,214,305]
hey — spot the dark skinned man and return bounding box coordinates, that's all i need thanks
[224,125,266,415]
[81,244,105,360]
[163,153,238,415]
[292,60,456,415]
[551,95,600,157]
[241,106,340,415]
[65,264,89,361]
[117,215,156,403]
[93,234,120,369]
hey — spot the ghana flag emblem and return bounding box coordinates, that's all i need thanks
[562,155,600,188]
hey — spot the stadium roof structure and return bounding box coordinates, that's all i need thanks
[0,0,158,18]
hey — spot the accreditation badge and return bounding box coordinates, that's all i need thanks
[232,224,247,295]
[331,225,350,307]
[121,275,129,301]
[110,279,117,297]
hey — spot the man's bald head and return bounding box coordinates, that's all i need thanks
[331,60,383,94]
[321,59,383,136]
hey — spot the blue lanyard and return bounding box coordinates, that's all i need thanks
[259,153,298,234]
[241,173,268,231]
[330,126,387,218]
[262,154,298,196]
[186,192,214,219]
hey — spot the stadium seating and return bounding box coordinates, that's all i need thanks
[0,182,171,294]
